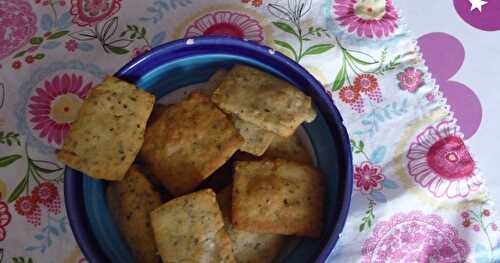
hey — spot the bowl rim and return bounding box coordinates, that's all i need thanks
[64,36,353,263]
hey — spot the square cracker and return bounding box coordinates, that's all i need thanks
[211,65,317,137]
[57,76,155,181]
[106,165,162,263]
[217,187,288,263]
[140,92,243,196]
[232,159,324,238]
[150,189,235,263]
[231,116,275,157]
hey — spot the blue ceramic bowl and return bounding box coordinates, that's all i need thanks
[64,36,353,263]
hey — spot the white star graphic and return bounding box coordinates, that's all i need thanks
[469,0,488,12]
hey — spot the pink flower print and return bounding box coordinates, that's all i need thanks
[0,201,11,241]
[406,120,481,198]
[397,67,425,92]
[362,211,470,263]
[461,211,469,219]
[28,74,93,146]
[473,224,480,232]
[425,92,435,102]
[0,0,37,60]
[132,45,150,59]
[491,223,497,231]
[354,161,384,194]
[185,11,264,43]
[332,0,399,38]
[65,39,79,52]
[70,0,121,26]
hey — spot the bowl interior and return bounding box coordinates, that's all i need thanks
[65,37,352,263]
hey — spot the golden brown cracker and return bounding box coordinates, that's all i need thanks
[57,76,155,181]
[231,116,275,156]
[232,159,324,238]
[262,131,313,165]
[140,92,243,196]
[150,189,235,263]
[106,165,162,263]
[217,187,288,263]
[211,65,317,137]
[203,69,229,95]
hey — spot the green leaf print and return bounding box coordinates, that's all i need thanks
[0,154,21,167]
[301,43,335,57]
[107,46,129,54]
[274,40,298,61]
[272,21,298,38]
[332,61,347,91]
[359,199,376,232]
[47,31,69,40]
[0,131,21,146]
[8,176,28,203]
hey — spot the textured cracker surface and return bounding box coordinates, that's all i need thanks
[231,116,275,156]
[217,187,287,263]
[232,159,324,238]
[211,65,316,137]
[57,76,155,181]
[150,189,235,263]
[140,92,243,196]
[106,165,162,263]
[262,131,313,165]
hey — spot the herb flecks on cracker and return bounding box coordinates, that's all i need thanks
[212,65,317,137]
[57,76,155,181]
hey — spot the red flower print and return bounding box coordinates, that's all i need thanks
[15,196,41,226]
[354,74,377,92]
[242,0,263,7]
[25,55,34,64]
[65,39,79,52]
[12,61,22,69]
[462,219,471,228]
[32,182,61,214]
[407,121,480,198]
[70,0,122,26]
[397,67,425,93]
[28,73,93,146]
[339,86,364,113]
[354,161,385,194]
[461,211,469,219]
[483,209,490,217]
[0,0,37,60]
[0,201,11,241]
[132,45,150,59]
[332,0,399,38]
[354,74,382,102]
[185,11,264,43]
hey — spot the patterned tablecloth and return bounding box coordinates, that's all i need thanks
[0,0,499,262]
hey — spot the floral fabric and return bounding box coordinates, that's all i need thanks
[0,0,498,262]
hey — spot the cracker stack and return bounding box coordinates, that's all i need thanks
[59,66,325,263]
